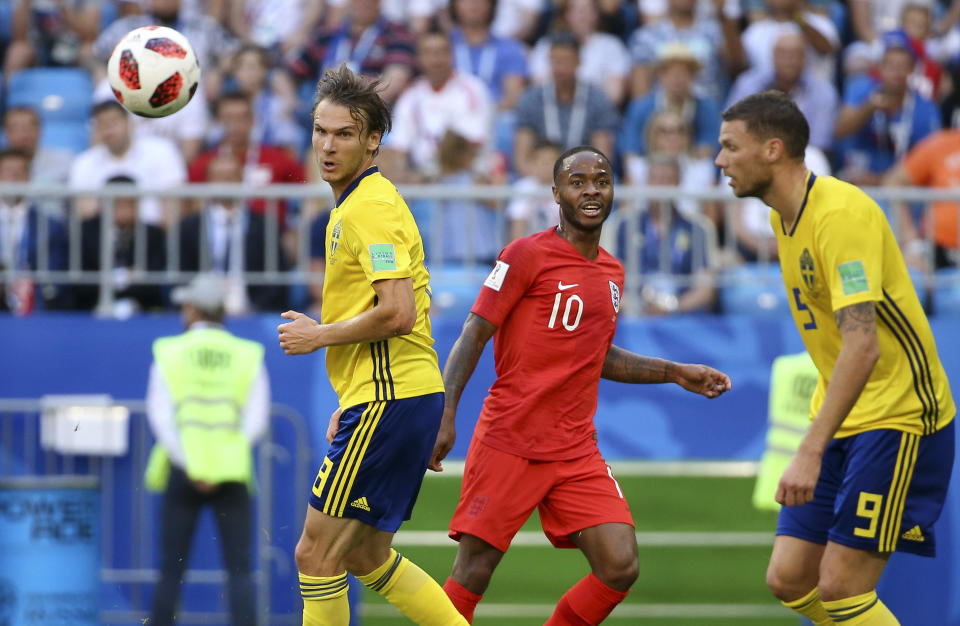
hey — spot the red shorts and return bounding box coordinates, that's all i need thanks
[449,439,634,552]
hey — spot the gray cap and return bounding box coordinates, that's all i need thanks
[171,273,227,312]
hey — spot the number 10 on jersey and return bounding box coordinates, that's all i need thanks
[549,292,584,331]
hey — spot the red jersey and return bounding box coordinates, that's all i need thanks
[470,228,624,461]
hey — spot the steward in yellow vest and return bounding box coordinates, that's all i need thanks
[753,351,819,511]
[145,274,269,626]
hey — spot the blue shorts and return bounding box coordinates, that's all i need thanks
[777,420,955,557]
[308,393,443,533]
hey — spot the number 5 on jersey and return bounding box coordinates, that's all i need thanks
[549,291,583,330]
[792,287,817,330]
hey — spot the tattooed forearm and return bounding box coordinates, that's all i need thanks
[442,314,495,410]
[602,345,677,384]
[834,301,877,336]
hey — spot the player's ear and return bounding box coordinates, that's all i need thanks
[764,137,784,163]
[552,185,560,204]
[366,130,382,154]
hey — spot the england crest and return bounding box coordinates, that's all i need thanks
[609,280,621,313]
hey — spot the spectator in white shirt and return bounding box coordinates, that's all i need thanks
[381,28,494,182]
[740,0,840,85]
[68,100,187,225]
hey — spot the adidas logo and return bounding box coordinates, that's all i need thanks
[350,496,371,511]
[901,525,925,542]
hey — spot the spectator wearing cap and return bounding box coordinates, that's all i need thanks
[528,0,631,107]
[513,31,619,178]
[627,0,744,101]
[726,32,838,152]
[380,28,494,183]
[621,41,720,162]
[835,30,941,185]
[144,271,269,626]
[740,0,840,86]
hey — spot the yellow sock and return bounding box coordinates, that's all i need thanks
[300,571,349,626]
[782,587,833,625]
[823,590,900,625]
[356,548,468,625]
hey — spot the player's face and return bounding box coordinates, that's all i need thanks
[716,120,773,199]
[313,99,381,189]
[553,152,613,232]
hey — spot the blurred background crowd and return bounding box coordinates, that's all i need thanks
[1,0,960,317]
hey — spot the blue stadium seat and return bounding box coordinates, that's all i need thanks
[427,265,487,318]
[933,268,960,316]
[720,263,790,315]
[40,120,89,154]
[6,67,93,124]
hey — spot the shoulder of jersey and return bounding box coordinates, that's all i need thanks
[812,175,877,217]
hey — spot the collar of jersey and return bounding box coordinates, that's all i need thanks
[781,171,817,237]
[337,166,379,208]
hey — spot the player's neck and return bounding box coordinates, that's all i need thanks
[767,166,810,230]
[555,224,600,260]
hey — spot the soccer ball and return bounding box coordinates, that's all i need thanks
[107,25,201,118]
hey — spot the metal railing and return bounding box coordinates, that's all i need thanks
[1,182,958,315]
[0,398,312,624]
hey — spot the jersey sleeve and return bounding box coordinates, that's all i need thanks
[343,202,414,283]
[470,238,539,327]
[815,204,883,312]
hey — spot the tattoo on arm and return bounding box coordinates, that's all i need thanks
[602,345,676,384]
[442,314,496,409]
[834,301,877,335]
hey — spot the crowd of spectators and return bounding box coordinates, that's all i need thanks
[1,0,959,316]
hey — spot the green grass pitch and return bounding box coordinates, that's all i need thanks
[356,472,799,625]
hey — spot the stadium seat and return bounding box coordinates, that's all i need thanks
[39,120,89,154]
[933,267,960,316]
[6,67,93,124]
[720,263,790,315]
[427,265,488,318]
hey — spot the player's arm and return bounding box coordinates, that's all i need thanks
[277,278,416,354]
[776,301,880,507]
[601,346,732,398]
[429,312,498,471]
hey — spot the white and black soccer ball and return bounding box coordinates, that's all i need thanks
[107,25,201,118]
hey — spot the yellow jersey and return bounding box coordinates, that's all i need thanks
[322,166,444,408]
[772,173,955,437]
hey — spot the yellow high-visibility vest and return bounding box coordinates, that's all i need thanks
[753,352,819,511]
[146,327,264,489]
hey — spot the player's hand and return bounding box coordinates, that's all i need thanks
[326,406,342,444]
[776,448,822,507]
[278,310,321,355]
[428,415,456,472]
[674,363,732,398]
